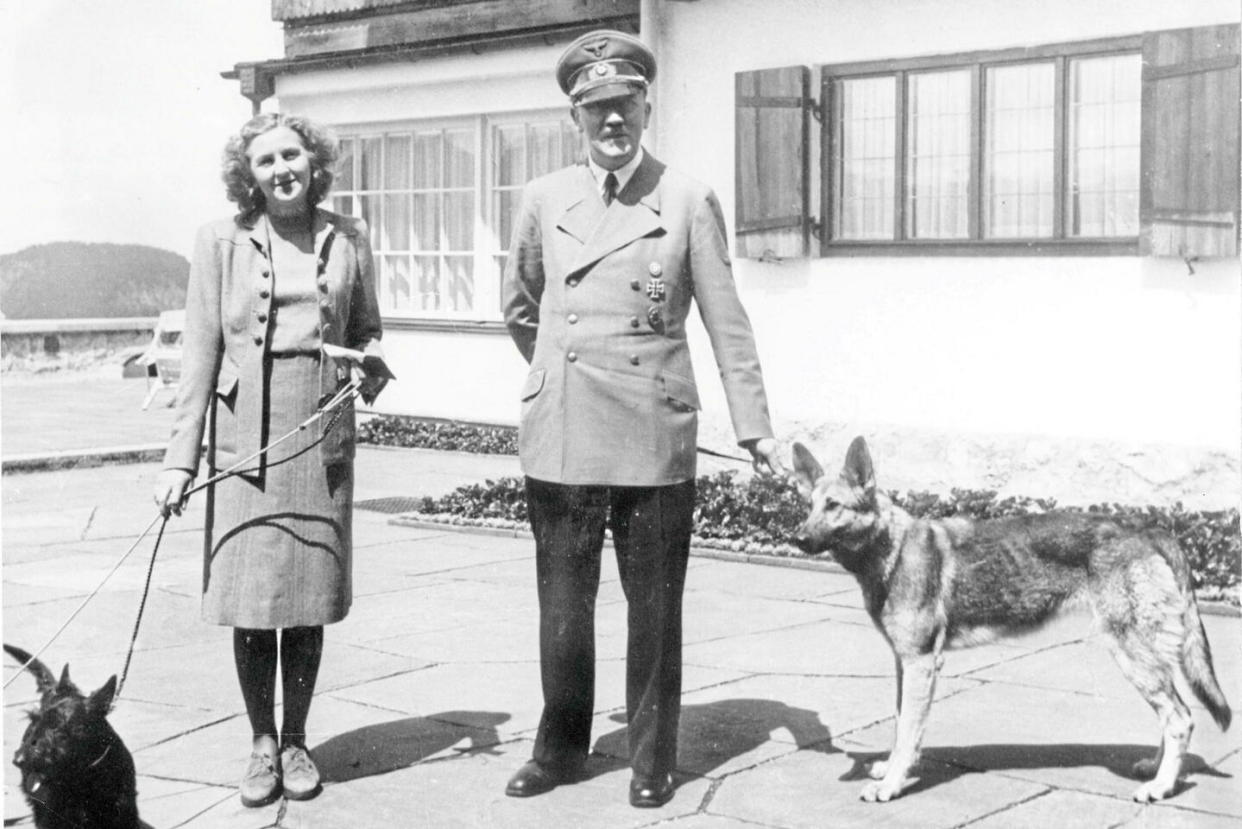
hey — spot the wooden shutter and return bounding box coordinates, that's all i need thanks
[735,66,811,259]
[1140,24,1241,258]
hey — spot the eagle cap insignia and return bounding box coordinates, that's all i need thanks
[583,38,610,58]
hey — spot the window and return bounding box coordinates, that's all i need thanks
[826,44,1141,249]
[332,112,580,320]
[737,26,1239,259]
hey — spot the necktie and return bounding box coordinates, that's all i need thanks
[603,172,618,206]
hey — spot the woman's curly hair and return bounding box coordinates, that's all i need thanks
[222,113,340,221]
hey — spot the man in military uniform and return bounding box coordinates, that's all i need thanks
[502,29,784,808]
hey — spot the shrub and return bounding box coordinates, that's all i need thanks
[414,475,1239,601]
[358,415,517,455]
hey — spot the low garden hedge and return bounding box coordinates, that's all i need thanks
[409,471,1240,604]
[360,416,1238,603]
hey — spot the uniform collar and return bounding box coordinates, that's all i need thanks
[587,147,645,201]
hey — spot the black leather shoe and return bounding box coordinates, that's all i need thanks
[505,760,579,798]
[629,773,675,808]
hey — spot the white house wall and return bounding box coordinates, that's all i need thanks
[272,0,1240,507]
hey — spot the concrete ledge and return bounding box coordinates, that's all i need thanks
[2,444,167,473]
[387,515,1240,617]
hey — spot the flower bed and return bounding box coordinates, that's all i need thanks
[406,471,1240,604]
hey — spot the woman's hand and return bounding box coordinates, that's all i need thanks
[742,437,789,477]
[153,469,193,517]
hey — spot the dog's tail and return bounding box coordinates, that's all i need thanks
[1181,601,1232,730]
[3,644,57,695]
[1155,536,1233,731]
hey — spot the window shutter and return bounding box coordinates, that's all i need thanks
[1140,24,1241,258]
[735,66,811,259]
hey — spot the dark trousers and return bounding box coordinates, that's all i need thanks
[525,476,695,778]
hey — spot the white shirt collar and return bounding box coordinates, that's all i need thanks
[588,148,644,201]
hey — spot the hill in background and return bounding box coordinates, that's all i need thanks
[0,242,189,319]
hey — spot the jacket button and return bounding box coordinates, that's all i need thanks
[257,313,267,323]
[630,279,640,291]
[253,335,263,346]
[630,316,640,328]
[261,270,270,279]
[567,352,578,362]
[629,354,640,365]
[260,289,270,299]
[318,278,329,292]
[320,299,331,310]
[567,313,579,324]
[648,262,662,277]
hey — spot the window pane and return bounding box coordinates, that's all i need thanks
[331,195,354,217]
[381,255,412,312]
[415,255,440,310]
[1068,54,1141,237]
[359,137,382,191]
[493,188,520,252]
[985,62,1054,238]
[357,194,380,247]
[906,69,971,239]
[835,76,896,240]
[443,256,475,312]
[335,137,354,192]
[411,193,438,251]
[529,122,564,177]
[384,135,412,190]
[495,125,525,187]
[381,193,411,250]
[413,133,441,189]
[443,193,474,251]
[444,129,475,188]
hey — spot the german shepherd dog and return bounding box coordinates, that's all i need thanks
[4,644,140,829]
[790,437,1232,803]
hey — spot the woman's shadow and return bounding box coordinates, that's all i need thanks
[590,698,836,779]
[310,711,510,782]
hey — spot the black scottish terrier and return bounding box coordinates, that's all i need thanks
[4,644,139,829]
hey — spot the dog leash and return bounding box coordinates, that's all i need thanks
[4,381,363,699]
[696,446,753,464]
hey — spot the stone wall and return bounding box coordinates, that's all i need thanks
[1,319,156,371]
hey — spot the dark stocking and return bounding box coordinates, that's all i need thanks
[279,625,324,748]
[233,628,278,742]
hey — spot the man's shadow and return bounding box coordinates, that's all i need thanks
[841,743,1232,799]
[310,711,510,782]
[589,698,835,780]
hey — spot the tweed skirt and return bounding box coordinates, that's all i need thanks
[202,353,353,628]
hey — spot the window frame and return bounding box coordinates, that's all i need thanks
[819,34,1143,256]
[331,107,578,328]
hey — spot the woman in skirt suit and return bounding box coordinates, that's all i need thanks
[153,113,386,807]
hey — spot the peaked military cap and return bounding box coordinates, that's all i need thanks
[556,29,656,104]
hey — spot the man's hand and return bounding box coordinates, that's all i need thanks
[742,437,787,476]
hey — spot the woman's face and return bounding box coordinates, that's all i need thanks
[246,126,313,216]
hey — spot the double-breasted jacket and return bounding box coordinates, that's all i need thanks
[164,209,383,476]
[503,152,773,486]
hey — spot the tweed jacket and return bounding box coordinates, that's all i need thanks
[503,152,773,486]
[163,209,383,476]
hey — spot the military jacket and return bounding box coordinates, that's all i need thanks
[503,152,773,486]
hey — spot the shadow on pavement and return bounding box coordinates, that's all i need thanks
[840,742,1231,798]
[312,711,509,783]
[592,698,836,778]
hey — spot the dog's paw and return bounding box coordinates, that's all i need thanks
[867,760,889,780]
[860,779,902,802]
[1131,780,1174,803]
[1131,756,1159,778]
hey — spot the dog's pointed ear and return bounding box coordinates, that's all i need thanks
[88,675,118,715]
[56,664,73,693]
[791,442,824,497]
[841,436,877,501]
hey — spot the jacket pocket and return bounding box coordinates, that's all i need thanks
[213,366,239,456]
[661,370,700,413]
[521,368,547,402]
